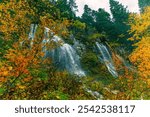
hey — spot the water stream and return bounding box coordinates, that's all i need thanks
[46,35,86,76]
[96,42,118,78]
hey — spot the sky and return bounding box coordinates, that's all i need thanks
[75,0,140,16]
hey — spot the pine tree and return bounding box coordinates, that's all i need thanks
[109,0,132,51]
[94,8,112,34]
[56,0,78,19]
[81,5,95,26]
[109,0,129,23]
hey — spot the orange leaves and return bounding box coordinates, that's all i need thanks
[5,50,28,77]
[0,62,13,83]
[0,0,72,99]
[4,42,42,78]
[23,77,32,82]
[0,77,7,82]
[0,1,33,40]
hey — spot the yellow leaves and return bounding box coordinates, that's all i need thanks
[40,17,70,37]
[0,4,3,10]
[0,62,13,83]
[0,1,73,99]
[129,37,150,78]
[8,66,13,71]
[0,1,33,40]
[128,7,150,41]
[147,79,150,88]
[16,84,26,90]
[129,6,150,79]
[2,71,9,77]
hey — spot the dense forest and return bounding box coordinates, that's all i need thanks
[0,0,150,100]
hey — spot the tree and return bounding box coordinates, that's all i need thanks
[55,0,78,19]
[109,0,132,50]
[94,8,112,34]
[0,0,33,40]
[68,0,78,14]
[0,0,70,98]
[129,7,150,79]
[81,5,95,26]
[110,0,129,23]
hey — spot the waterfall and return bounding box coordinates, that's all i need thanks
[96,42,118,78]
[28,24,38,47]
[46,35,86,77]
[27,26,85,76]
[29,24,38,40]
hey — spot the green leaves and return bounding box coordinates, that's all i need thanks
[73,20,86,30]
[0,87,5,95]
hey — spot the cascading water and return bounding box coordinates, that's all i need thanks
[48,36,86,76]
[29,24,38,40]
[28,26,85,77]
[28,24,38,47]
[44,30,86,76]
[96,42,118,78]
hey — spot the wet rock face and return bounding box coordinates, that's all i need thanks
[46,36,86,77]
[96,42,118,78]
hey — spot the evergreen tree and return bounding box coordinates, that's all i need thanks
[68,0,78,13]
[94,8,112,35]
[109,0,132,51]
[81,5,95,26]
[110,0,129,23]
[56,0,78,19]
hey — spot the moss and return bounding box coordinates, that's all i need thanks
[81,51,100,74]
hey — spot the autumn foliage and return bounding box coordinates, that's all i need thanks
[103,6,150,100]
[0,0,71,99]
[0,1,150,100]
[129,7,150,79]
